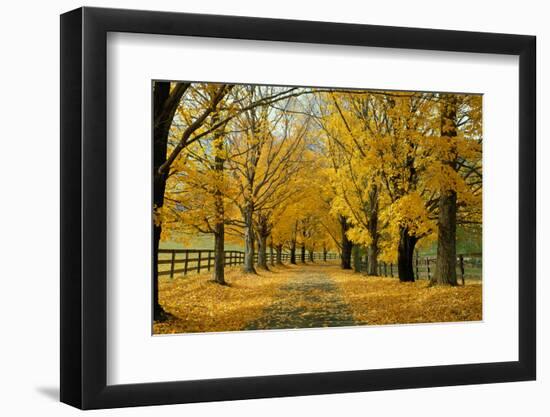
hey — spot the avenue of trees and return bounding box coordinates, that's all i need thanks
[153,82,482,320]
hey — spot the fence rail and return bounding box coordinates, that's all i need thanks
[158,248,481,282]
[359,253,482,283]
[158,249,339,278]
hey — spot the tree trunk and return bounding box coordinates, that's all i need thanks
[397,227,418,282]
[213,228,226,284]
[366,245,378,276]
[300,243,306,263]
[255,213,270,270]
[212,124,226,285]
[367,186,379,276]
[152,223,165,320]
[433,94,459,286]
[339,215,352,269]
[352,245,362,273]
[152,81,187,321]
[243,204,256,273]
[433,190,458,285]
[290,239,297,264]
[308,249,314,262]
[276,244,283,265]
[323,244,327,262]
[257,233,269,270]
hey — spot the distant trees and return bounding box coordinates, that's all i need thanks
[226,86,311,273]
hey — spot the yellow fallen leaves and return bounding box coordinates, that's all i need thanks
[331,268,482,325]
[154,263,482,335]
[153,265,293,334]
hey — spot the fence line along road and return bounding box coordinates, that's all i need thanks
[158,248,481,283]
[158,249,339,278]
[361,252,482,284]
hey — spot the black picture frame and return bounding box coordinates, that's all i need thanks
[60,6,536,410]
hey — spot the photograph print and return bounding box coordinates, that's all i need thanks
[152,81,482,335]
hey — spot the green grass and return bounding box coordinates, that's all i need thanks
[158,234,245,278]
[160,233,244,251]
[417,225,482,257]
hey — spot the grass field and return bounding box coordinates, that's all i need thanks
[159,235,244,251]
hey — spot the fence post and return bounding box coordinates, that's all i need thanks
[184,250,189,275]
[426,258,431,281]
[390,263,393,277]
[207,250,212,271]
[170,250,175,279]
[197,251,202,274]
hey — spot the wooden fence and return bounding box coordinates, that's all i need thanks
[360,252,482,283]
[158,249,339,278]
[415,253,482,283]
[159,248,481,282]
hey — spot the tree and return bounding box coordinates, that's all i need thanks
[289,221,298,264]
[338,215,353,269]
[254,211,272,270]
[212,121,227,284]
[158,85,239,288]
[431,94,482,285]
[317,90,478,282]
[161,119,239,285]
[154,83,306,299]
[152,81,190,320]
[226,86,310,273]
[374,93,440,281]
[433,95,458,285]
[271,212,298,265]
[318,92,384,273]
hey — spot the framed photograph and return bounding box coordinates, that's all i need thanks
[60,6,536,409]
